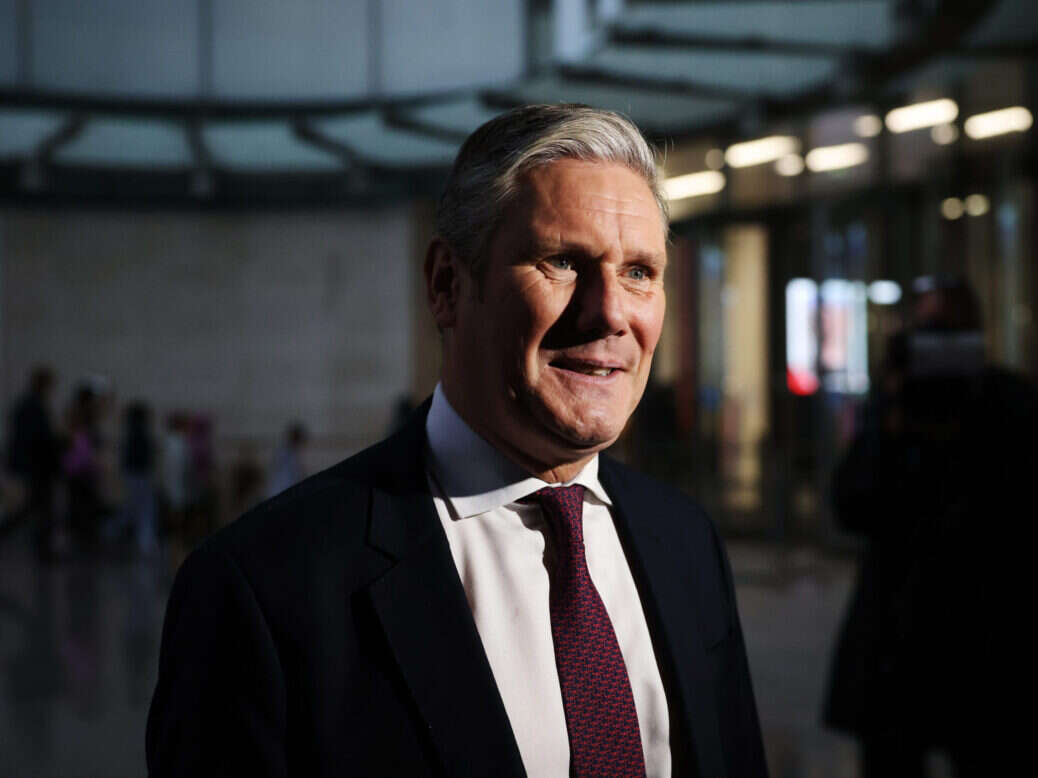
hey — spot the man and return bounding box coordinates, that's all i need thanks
[266,421,309,498]
[4,366,59,557]
[147,104,767,777]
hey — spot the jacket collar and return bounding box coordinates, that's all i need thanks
[362,398,526,777]
[599,455,727,778]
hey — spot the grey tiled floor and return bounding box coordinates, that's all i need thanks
[0,530,859,777]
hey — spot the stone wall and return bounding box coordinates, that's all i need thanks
[1,206,426,476]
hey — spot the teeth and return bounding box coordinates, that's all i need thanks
[552,361,615,376]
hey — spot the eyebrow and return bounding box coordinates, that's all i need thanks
[529,240,666,266]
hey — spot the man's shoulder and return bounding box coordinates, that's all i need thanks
[201,421,426,576]
[599,453,716,536]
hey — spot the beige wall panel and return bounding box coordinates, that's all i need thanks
[1,207,419,470]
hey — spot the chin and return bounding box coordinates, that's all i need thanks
[538,412,623,454]
[515,387,626,454]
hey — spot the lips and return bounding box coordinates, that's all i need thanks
[548,357,624,377]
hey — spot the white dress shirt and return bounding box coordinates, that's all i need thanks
[425,385,671,777]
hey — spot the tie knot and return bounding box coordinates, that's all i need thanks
[521,484,585,517]
[521,485,586,545]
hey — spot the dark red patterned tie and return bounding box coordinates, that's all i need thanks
[523,485,647,777]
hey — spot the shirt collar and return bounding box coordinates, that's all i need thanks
[425,384,612,518]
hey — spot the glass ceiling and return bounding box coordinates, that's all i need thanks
[57,118,192,168]
[589,46,841,97]
[1,0,1027,198]
[311,114,458,168]
[0,109,65,159]
[404,98,503,138]
[506,76,739,132]
[203,123,342,172]
[616,1,895,50]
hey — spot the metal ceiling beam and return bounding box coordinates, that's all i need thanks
[186,119,215,197]
[381,109,470,145]
[852,0,999,89]
[956,44,1038,60]
[0,85,478,120]
[186,119,213,170]
[609,28,871,60]
[292,119,365,167]
[33,114,86,160]
[479,90,529,111]
[18,113,87,191]
[291,119,373,190]
[554,63,762,103]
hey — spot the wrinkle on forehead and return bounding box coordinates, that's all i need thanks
[569,191,656,216]
[545,185,657,219]
[510,160,667,255]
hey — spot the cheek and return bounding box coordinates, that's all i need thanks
[634,297,666,358]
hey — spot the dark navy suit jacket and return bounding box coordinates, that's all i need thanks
[147,402,767,777]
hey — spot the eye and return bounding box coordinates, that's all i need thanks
[547,256,574,271]
[626,265,650,281]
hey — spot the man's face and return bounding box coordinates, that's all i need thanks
[438,159,667,472]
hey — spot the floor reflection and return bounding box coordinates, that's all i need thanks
[0,528,166,777]
[0,528,859,777]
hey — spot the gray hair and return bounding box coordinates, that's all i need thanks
[436,104,668,278]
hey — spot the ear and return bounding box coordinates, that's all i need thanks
[425,237,463,330]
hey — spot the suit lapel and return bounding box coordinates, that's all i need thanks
[363,404,525,777]
[599,457,727,778]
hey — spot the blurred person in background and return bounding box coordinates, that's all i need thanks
[62,383,107,551]
[266,421,308,498]
[229,443,265,517]
[823,276,1037,776]
[108,401,159,556]
[3,366,60,558]
[161,413,192,570]
[186,415,218,540]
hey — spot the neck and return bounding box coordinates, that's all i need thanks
[439,380,598,484]
[495,440,594,484]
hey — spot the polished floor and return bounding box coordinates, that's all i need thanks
[1,527,862,778]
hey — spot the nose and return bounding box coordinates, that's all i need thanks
[573,266,627,338]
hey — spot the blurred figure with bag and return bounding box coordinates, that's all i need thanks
[62,384,107,550]
[824,276,1037,776]
[106,401,159,556]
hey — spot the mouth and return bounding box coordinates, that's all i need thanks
[548,357,623,378]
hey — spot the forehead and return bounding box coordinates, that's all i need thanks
[505,159,666,250]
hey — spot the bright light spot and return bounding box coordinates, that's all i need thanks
[805,143,869,172]
[786,278,819,396]
[853,114,883,137]
[819,279,870,394]
[774,154,805,176]
[885,98,959,133]
[725,136,800,168]
[662,170,726,201]
[705,148,725,169]
[868,280,902,305]
[964,106,1033,139]
[931,123,959,145]
[965,194,990,217]
[941,197,964,220]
